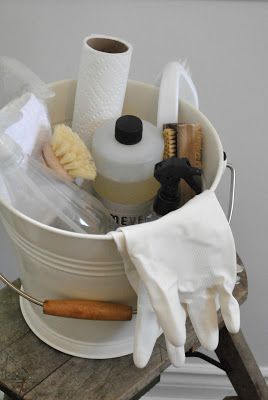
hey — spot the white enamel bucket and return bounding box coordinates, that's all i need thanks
[0,79,229,358]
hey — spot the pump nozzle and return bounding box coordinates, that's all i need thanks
[153,156,202,216]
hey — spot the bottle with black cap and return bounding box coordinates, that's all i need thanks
[91,115,164,226]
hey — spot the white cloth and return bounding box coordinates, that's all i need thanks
[0,57,53,159]
[111,190,240,368]
[4,93,52,159]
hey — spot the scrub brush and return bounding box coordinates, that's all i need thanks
[163,123,202,204]
[42,124,96,181]
[163,128,177,159]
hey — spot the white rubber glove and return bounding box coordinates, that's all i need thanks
[112,220,184,368]
[111,190,240,368]
[135,281,186,368]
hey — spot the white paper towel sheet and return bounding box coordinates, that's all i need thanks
[72,34,133,148]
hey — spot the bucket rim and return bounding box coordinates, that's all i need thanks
[48,79,224,191]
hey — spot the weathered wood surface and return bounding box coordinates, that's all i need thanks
[216,328,268,400]
[0,257,248,400]
[223,397,240,399]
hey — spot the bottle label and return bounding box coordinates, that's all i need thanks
[99,197,153,226]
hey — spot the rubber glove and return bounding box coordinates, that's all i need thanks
[111,190,240,368]
[136,281,186,368]
[112,230,185,368]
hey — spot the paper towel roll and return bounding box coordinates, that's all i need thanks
[72,34,133,148]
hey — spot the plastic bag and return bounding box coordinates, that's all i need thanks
[0,57,54,158]
[0,56,53,108]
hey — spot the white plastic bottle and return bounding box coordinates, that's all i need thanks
[92,115,164,226]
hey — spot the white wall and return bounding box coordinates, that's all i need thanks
[0,0,267,377]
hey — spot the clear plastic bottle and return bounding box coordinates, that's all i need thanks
[0,134,117,234]
[92,115,164,226]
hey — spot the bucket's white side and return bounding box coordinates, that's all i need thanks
[0,203,137,358]
[0,79,224,358]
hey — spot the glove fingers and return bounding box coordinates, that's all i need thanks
[165,337,185,367]
[133,312,161,368]
[187,293,219,351]
[151,284,186,347]
[219,287,240,333]
[133,283,162,368]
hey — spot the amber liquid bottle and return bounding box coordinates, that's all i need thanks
[92,115,164,226]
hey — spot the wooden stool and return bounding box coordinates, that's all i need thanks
[0,256,267,400]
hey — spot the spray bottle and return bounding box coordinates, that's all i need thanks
[146,156,202,221]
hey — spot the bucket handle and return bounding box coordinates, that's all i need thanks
[226,162,236,224]
[0,273,134,321]
[223,151,236,224]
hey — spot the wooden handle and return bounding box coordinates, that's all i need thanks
[42,143,74,182]
[43,299,133,321]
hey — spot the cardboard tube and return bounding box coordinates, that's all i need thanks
[72,34,133,148]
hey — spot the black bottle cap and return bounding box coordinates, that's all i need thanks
[115,115,143,145]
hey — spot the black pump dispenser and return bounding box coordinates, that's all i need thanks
[153,157,202,216]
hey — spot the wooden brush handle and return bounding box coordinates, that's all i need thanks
[42,143,73,182]
[43,299,133,321]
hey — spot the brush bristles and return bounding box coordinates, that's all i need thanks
[162,123,203,205]
[52,124,96,180]
[163,128,177,159]
[192,125,202,167]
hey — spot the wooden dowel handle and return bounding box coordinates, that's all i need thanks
[43,299,133,321]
